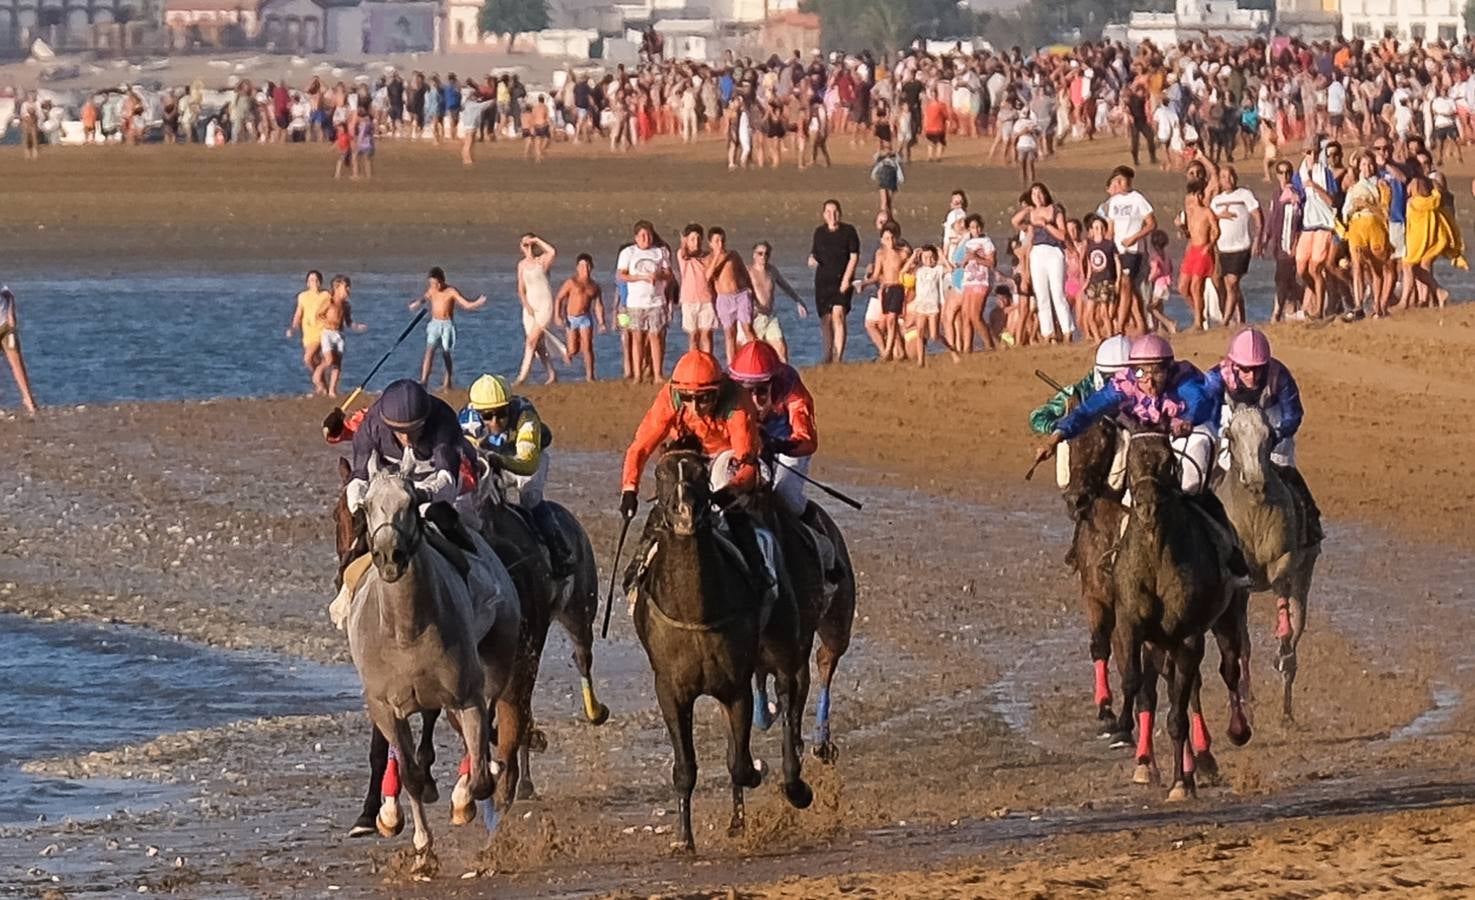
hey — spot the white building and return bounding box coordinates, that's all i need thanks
[1124,0,1340,45]
[1340,0,1464,42]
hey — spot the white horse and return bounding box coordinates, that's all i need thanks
[1217,404,1321,723]
[347,448,521,872]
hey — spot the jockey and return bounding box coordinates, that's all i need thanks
[1030,334,1133,490]
[459,373,575,578]
[343,378,479,556]
[1202,328,1322,540]
[728,339,842,587]
[727,340,817,516]
[1034,334,1248,578]
[620,349,774,601]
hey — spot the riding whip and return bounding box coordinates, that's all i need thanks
[771,458,863,511]
[1034,368,1068,394]
[601,515,633,639]
[323,307,428,437]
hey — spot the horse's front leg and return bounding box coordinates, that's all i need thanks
[416,708,440,805]
[1167,638,1205,802]
[656,682,698,854]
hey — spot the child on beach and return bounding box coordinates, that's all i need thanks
[555,253,607,382]
[870,150,904,217]
[314,275,368,398]
[1081,215,1119,343]
[408,266,487,390]
[901,244,961,367]
[1146,229,1180,333]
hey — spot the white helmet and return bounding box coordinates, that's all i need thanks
[1094,334,1132,382]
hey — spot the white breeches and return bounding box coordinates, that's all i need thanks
[495,452,550,508]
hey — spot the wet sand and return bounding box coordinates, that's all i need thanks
[3,136,1475,896]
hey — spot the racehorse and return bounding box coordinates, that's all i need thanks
[1217,403,1321,722]
[346,449,522,870]
[1061,418,1126,732]
[334,457,441,838]
[749,490,857,765]
[474,469,606,801]
[632,438,813,852]
[1111,429,1252,800]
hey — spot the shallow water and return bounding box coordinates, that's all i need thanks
[0,613,360,828]
[6,262,1471,408]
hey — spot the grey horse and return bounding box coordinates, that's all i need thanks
[347,448,522,872]
[1217,403,1321,722]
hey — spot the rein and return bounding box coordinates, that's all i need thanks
[644,448,752,633]
[369,504,424,557]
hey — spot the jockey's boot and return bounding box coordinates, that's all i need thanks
[1277,465,1324,545]
[530,501,575,580]
[622,509,664,599]
[425,501,478,555]
[800,502,844,586]
[1191,491,1252,586]
[725,507,779,606]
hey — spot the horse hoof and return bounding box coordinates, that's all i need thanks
[668,838,696,856]
[750,758,767,787]
[1167,783,1192,802]
[349,814,377,839]
[784,780,814,810]
[422,778,439,805]
[376,798,403,838]
[450,776,474,826]
[1097,704,1116,723]
[515,778,537,802]
[410,849,439,877]
[528,728,549,753]
[1228,718,1253,748]
[1108,731,1134,749]
[1194,752,1221,785]
[1132,763,1160,786]
[753,707,776,732]
[727,818,746,838]
[811,741,839,764]
[587,702,611,727]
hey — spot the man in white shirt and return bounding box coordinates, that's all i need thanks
[617,220,674,382]
[1431,89,1461,164]
[1096,165,1156,333]
[1326,76,1347,139]
[1209,165,1262,326]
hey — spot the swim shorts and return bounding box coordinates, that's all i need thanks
[627,305,667,333]
[426,319,456,352]
[880,284,905,316]
[815,282,853,316]
[715,290,753,329]
[1181,244,1215,279]
[751,311,784,343]
[1219,249,1251,278]
[320,329,345,356]
[681,302,717,333]
[566,313,593,331]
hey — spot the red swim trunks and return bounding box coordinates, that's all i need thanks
[1181,244,1215,279]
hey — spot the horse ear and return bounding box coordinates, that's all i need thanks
[368,451,382,479]
[338,456,352,484]
[400,444,418,473]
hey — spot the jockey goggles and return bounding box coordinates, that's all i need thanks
[676,388,719,405]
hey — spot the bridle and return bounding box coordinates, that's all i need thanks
[368,477,425,559]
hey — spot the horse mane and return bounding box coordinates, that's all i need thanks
[664,434,705,456]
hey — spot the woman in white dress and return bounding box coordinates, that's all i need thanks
[516,234,558,385]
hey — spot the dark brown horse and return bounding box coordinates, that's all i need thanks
[1111,430,1252,800]
[751,495,856,765]
[632,439,812,852]
[1061,418,1126,732]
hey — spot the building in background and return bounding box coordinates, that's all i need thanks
[1339,0,1464,42]
[1121,0,1339,44]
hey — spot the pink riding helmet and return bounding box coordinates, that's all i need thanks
[1227,328,1271,367]
[1128,333,1174,364]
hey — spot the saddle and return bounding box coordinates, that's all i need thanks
[626,518,779,631]
[327,518,474,632]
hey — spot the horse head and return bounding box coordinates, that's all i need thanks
[655,435,712,538]
[364,449,423,583]
[1064,418,1122,519]
[1225,403,1272,496]
[1125,425,1179,508]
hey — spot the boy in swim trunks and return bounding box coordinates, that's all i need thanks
[287,270,330,395]
[1179,181,1219,331]
[861,221,909,361]
[315,274,368,398]
[703,226,756,364]
[409,266,486,390]
[676,224,716,354]
[746,241,809,362]
[555,253,607,382]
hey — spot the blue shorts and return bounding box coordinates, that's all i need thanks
[426,319,455,352]
[567,314,593,330]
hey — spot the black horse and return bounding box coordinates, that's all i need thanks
[632,438,812,852]
[1111,429,1252,800]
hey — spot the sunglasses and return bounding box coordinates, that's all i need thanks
[747,382,773,399]
[677,390,718,404]
[1132,365,1166,379]
[1232,363,1266,375]
[479,409,507,422]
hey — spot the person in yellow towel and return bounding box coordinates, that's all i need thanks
[459,374,574,577]
[1400,175,1467,310]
